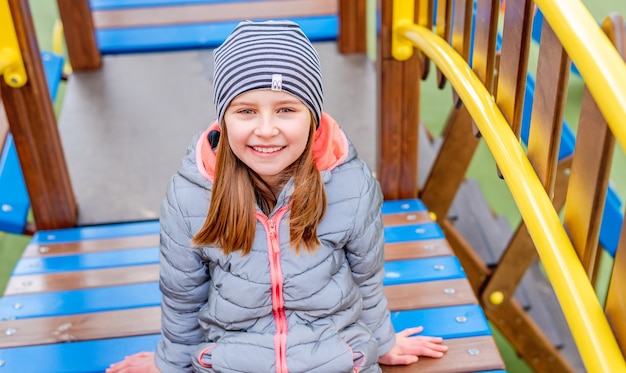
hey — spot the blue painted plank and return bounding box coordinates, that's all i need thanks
[30,220,159,245]
[91,0,265,10]
[12,247,158,275]
[390,304,492,339]
[383,256,465,286]
[41,51,64,100]
[381,198,427,214]
[0,306,491,372]
[0,334,160,373]
[383,223,444,243]
[0,282,160,319]
[96,16,338,54]
[0,134,30,235]
[3,255,461,318]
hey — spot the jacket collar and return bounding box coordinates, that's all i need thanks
[196,112,349,183]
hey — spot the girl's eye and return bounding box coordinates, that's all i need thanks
[278,107,294,113]
[238,109,255,114]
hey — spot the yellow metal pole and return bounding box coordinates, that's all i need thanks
[0,0,27,87]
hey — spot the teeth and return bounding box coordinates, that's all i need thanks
[253,146,282,153]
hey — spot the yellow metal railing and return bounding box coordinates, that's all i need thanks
[0,0,28,87]
[391,0,626,372]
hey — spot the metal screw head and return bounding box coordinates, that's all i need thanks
[406,214,417,221]
[423,244,434,250]
[455,315,467,323]
[5,328,16,336]
[400,203,410,210]
[1,204,12,212]
[0,358,5,367]
[415,227,425,234]
[13,303,22,310]
[21,280,32,287]
[39,246,49,253]
[467,348,480,356]
[434,264,445,271]
[443,288,456,294]
[46,234,56,240]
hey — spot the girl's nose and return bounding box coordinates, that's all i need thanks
[254,115,279,137]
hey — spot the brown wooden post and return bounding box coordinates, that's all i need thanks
[1,0,77,230]
[338,0,367,54]
[56,0,101,70]
[377,0,421,200]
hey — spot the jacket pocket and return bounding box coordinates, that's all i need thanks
[192,343,217,373]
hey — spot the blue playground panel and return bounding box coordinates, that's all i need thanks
[0,52,64,234]
[12,246,159,275]
[0,334,162,373]
[91,0,284,10]
[97,16,338,54]
[30,219,159,244]
[91,0,339,53]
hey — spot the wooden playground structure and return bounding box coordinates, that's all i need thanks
[1,0,626,371]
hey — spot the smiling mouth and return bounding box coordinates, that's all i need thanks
[252,146,284,153]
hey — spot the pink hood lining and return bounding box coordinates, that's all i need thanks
[196,112,349,183]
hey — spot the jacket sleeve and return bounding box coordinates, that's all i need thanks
[344,166,396,356]
[155,176,211,373]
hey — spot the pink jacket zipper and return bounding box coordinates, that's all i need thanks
[257,207,289,373]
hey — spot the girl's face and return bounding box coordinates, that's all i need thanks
[224,89,312,187]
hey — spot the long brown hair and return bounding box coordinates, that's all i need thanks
[192,116,326,255]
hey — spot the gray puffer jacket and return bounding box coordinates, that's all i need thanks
[155,113,395,373]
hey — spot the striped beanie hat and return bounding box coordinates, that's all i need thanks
[213,20,324,127]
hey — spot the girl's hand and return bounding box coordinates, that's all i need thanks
[378,326,448,365]
[105,352,160,373]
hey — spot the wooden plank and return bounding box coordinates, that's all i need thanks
[378,57,422,199]
[471,0,500,93]
[338,0,367,54]
[526,19,570,197]
[92,0,337,29]
[0,307,160,348]
[563,85,614,279]
[0,100,7,147]
[2,0,77,230]
[381,336,505,373]
[485,296,575,371]
[384,238,453,261]
[57,0,101,70]
[435,0,452,88]
[603,13,626,358]
[385,279,476,311]
[421,105,480,220]
[382,211,432,226]
[494,0,534,137]
[21,234,159,257]
[4,264,159,295]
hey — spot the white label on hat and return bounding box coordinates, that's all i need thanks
[271,74,283,91]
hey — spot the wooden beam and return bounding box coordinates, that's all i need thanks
[377,0,421,199]
[338,0,367,53]
[2,0,77,230]
[56,0,101,70]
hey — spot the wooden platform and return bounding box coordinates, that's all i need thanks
[0,199,506,373]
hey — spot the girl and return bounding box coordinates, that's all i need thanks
[107,20,447,373]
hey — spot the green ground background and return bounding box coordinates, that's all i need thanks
[2,1,626,372]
